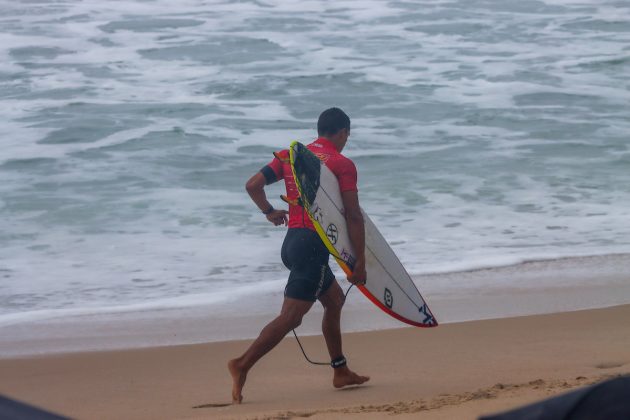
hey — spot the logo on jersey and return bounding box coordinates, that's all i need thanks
[314,152,330,162]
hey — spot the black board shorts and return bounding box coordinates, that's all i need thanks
[281,228,335,302]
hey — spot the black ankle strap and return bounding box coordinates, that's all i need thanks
[331,356,347,369]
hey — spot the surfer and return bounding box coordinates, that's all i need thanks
[228,107,369,404]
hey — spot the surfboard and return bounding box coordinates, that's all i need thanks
[289,141,437,328]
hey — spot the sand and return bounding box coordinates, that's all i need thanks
[1,304,629,419]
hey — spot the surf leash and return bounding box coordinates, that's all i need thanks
[292,283,354,366]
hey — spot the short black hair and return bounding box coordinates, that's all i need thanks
[317,107,350,137]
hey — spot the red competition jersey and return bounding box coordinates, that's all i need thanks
[261,138,358,231]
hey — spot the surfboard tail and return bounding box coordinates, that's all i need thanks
[357,285,439,328]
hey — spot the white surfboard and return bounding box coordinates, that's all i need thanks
[289,141,437,327]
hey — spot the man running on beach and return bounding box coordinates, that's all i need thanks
[228,107,370,404]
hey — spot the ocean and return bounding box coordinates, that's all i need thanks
[1,0,630,348]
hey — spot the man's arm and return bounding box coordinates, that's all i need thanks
[245,172,288,226]
[341,190,366,285]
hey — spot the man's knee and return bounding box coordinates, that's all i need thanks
[279,297,313,330]
[279,307,306,329]
[285,312,303,329]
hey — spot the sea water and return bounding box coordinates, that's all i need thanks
[1,0,630,334]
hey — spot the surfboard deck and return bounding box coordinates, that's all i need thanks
[289,141,437,328]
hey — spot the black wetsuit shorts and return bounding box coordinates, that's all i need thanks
[281,228,335,302]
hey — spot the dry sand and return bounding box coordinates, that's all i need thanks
[1,304,629,419]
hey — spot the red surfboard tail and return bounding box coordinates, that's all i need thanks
[357,285,439,328]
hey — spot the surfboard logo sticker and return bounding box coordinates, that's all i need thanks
[326,223,339,244]
[419,304,436,326]
[340,248,356,268]
[384,288,393,309]
[312,205,324,223]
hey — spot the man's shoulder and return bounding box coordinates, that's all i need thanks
[334,152,356,166]
[326,152,356,175]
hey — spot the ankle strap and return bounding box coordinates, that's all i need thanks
[331,356,347,369]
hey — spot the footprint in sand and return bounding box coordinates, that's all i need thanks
[193,403,232,409]
[595,362,625,369]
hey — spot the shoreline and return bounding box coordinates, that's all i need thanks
[0,304,628,419]
[2,253,630,358]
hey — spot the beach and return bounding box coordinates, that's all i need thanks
[2,0,630,418]
[1,304,628,419]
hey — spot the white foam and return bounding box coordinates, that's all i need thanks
[0,276,284,328]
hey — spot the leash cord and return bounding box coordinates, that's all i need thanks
[292,284,354,366]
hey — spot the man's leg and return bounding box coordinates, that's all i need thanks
[228,297,313,404]
[318,281,370,388]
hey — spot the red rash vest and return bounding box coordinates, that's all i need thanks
[260,137,358,231]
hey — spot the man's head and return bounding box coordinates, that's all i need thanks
[317,107,351,151]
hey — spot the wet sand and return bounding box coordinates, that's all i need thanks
[1,304,629,419]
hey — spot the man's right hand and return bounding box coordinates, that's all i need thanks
[266,209,288,226]
[341,190,367,286]
[347,259,366,285]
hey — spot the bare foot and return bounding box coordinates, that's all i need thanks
[228,359,247,404]
[333,367,370,389]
